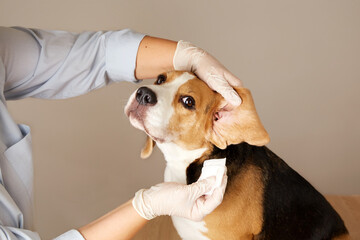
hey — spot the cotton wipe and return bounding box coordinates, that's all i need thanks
[198,158,226,195]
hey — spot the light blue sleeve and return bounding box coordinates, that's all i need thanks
[0,26,146,240]
[0,226,40,240]
[0,226,84,240]
[1,26,145,100]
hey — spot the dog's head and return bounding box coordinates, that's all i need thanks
[125,71,269,159]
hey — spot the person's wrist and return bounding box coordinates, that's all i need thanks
[135,36,177,79]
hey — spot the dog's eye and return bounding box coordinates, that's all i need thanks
[155,74,166,85]
[180,96,196,110]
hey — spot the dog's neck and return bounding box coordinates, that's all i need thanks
[156,142,208,184]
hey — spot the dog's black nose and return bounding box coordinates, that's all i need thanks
[136,87,157,106]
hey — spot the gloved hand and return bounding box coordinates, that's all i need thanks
[173,40,243,106]
[132,172,227,221]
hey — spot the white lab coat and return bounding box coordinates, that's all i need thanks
[0,26,145,239]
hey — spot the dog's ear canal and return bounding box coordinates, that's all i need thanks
[141,136,156,159]
[207,88,270,149]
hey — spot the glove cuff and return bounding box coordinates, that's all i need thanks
[132,189,156,220]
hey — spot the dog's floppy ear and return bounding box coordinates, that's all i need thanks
[207,88,270,149]
[141,135,156,159]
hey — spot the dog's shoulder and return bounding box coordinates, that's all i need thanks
[253,146,348,239]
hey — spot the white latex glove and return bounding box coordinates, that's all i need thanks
[132,173,227,221]
[173,40,243,106]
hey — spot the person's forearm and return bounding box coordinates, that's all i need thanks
[135,36,177,80]
[78,200,148,240]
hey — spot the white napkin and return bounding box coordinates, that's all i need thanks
[198,158,226,195]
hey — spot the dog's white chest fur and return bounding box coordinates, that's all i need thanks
[157,142,210,240]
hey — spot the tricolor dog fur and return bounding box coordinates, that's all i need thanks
[125,71,348,240]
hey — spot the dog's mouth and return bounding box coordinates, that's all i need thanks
[125,98,140,117]
[126,100,166,143]
[126,103,147,130]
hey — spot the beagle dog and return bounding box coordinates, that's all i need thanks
[125,71,348,240]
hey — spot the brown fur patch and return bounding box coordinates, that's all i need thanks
[167,78,219,151]
[203,164,264,240]
[332,234,350,240]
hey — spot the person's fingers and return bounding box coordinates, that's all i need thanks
[198,169,228,214]
[203,71,242,106]
[190,172,227,218]
[222,88,242,106]
[190,177,216,199]
[224,71,243,88]
[200,187,224,216]
[174,41,243,107]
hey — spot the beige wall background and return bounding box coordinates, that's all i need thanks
[1,0,359,238]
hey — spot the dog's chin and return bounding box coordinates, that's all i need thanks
[143,129,166,144]
[128,115,145,131]
[128,115,166,143]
